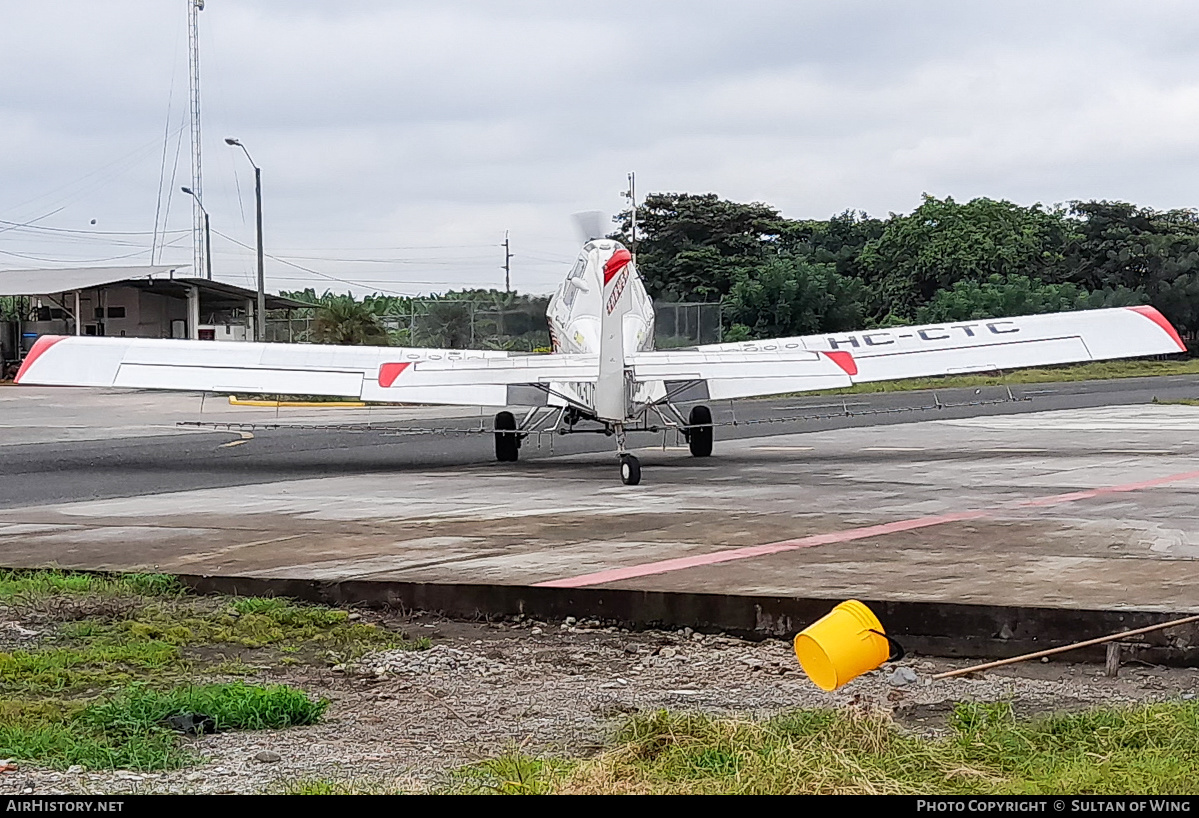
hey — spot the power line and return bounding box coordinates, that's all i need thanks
[0,219,189,237]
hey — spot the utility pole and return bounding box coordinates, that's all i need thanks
[503,230,512,293]
[625,172,637,262]
[226,138,265,341]
[181,187,212,280]
[188,0,205,280]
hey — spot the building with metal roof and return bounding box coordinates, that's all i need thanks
[0,265,309,373]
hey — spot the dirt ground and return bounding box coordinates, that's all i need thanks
[2,610,1196,795]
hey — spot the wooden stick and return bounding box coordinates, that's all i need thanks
[931,613,1199,680]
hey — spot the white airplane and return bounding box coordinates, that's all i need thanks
[13,238,1188,484]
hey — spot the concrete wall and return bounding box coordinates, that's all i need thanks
[27,287,189,339]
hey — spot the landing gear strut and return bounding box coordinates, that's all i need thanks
[494,411,520,462]
[614,423,641,485]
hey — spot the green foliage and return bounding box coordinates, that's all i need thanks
[857,195,1078,320]
[629,191,1199,344]
[615,192,788,301]
[313,296,391,346]
[916,274,1145,323]
[0,720,190,771]
[0,572,426,699]
[79,682,328,732]
[0,682,326,771]
[725,255,865,337]
[0,571,422,772]
[0,569,181,601]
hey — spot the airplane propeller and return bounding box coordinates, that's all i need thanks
[571,211,610,244]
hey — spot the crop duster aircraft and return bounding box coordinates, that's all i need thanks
[13,239,1188,485]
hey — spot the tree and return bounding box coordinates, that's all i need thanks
[312,297,390,346]
[777,209,886,280]
[724,255,866,339]
[1066,201,1199,337]
[915,275,1145,324]
[614,193,789,302]
[857,195,1078,321]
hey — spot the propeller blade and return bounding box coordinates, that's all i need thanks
[571,211,608,244]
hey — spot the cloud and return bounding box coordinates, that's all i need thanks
[3,1,1199,294]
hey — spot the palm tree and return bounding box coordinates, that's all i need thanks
[313,298,390,346]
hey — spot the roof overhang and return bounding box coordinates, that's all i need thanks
[0,265,185,296]
[0,267,310,310]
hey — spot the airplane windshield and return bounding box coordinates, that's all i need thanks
[562,256,586,308]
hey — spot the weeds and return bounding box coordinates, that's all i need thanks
[0,569,423,771]
[0,682,326,771]
[80,682,328,732]
[445,703,1199,795]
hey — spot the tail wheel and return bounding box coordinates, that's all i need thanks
[688,405,713,457]
[494,411,519,462]
[620,454,642,486]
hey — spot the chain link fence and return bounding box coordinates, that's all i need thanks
[266,299,722,350]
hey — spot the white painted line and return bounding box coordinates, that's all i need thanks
[862,447,926,452]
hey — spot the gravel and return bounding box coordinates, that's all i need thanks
[2,613,1197,795]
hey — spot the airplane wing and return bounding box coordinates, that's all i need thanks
[13,335,597,407]
[639,306,1186,401]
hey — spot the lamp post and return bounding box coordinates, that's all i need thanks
[180,187,212,281]
[225,137,265,341]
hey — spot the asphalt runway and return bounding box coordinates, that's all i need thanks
[3,377,1199,650]
[2,374,1198,508]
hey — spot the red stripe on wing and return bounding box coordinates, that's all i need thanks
[378,362,412,388]
[1128,306,1187,352]
[13,335,66,384]
[823,350,858,376]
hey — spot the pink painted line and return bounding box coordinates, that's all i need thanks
[1015,470,1199,508]
[535,468,1199,590]
[533,510,988,589]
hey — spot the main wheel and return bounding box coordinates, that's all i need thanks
[688,405,713,457]
[619,454,642,486]
[494,411,519,462]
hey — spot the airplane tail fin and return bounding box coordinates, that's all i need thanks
[595,245,634,421]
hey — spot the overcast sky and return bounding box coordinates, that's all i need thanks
[3,1,1199,296]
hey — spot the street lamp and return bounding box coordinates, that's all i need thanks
[225,137,265,341]
[179,187,212,281]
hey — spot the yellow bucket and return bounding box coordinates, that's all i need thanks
[793,600,900,691]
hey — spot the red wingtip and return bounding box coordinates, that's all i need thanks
[824,350,858,376]
[1128,306,1187,352]
[378,362,411,388]
[602,248,632,285]
[13,335,66,384]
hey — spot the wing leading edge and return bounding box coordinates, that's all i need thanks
[14,306,1187,407]
[666,305,1186,399]
[13,336,596,407]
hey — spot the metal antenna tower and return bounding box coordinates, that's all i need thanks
[188,0,205,278]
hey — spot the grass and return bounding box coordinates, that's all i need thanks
[792,357,1199,398]
[0,569,184,602]
[0,683,327,771]
[79,681,328,732]
[441,702,1199,795]
[0,569,427,771]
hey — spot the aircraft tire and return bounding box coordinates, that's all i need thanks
[495,411,519,462]
[620,454,642,486]
[688,405,713,457]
